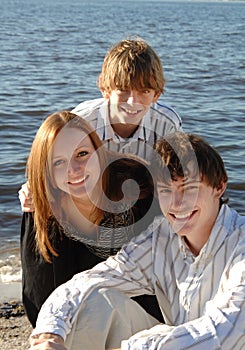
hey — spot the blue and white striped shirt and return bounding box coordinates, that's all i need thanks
[33,204,245,349]
[72,98,182,161]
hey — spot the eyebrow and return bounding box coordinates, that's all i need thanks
[183,178,201,185]
[157,178,201,188]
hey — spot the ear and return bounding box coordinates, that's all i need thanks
[215,181,227,199]
[153,91,161,103]
[100,89,111,99]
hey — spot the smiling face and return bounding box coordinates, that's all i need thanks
[153,132,228,255]
[157,175,226,252]
[107,88,160,126]
[51,128,100,200]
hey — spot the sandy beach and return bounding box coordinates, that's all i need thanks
[0,282,32,350]
[0,301,32,350]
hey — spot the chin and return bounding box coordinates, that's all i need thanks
[171,221,190,235]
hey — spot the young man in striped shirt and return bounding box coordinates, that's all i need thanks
[30,132,245,350]
[72,37,182,161]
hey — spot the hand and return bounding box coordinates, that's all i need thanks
[18,182,35,212]
[29,333,67,350]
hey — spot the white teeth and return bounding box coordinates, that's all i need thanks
[69,176,87,184]
[124,108,138,115]
[174,212,192,219]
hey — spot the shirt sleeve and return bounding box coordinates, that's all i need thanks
[155,101,183,131]
[31,229,155,341]
[121,251,245,350]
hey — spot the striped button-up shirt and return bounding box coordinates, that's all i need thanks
[33,204,245,349]
[72,98,182,161]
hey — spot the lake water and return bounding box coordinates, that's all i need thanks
[0,0,244,288]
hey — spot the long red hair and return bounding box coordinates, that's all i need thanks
[26,111,109,262]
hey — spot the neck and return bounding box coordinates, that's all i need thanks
[63,194,99,236]
[183,236,203,256]
[108,102,139,138]
[72,195,96,219]
[111,123,139,138]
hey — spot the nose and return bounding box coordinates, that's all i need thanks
[171,190,183,210]
[68,158,83,175]
[127,90,139,104]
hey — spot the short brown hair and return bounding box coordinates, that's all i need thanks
[153,132,228,191]
[98,37,164,94]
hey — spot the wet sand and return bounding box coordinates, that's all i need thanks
[0,282,22,303]
[0,283,32,350]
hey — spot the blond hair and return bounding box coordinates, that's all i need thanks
[98,37,164,94]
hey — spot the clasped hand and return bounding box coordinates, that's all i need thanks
[29,333,67,350]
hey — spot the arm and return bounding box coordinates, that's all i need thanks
[31,229,155,342]
[121,250,245,349]
[21,212,56,326]
[18,182,35,212]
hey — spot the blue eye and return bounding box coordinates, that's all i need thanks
[186,186,199,191]
[53,159,64,167]
[159,188,171,194]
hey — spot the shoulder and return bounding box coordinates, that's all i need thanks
[221,204,245,230]
[216,205,245,258]
[71,98,106,116]
[150,101,182,129]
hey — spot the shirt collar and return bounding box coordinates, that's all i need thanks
[179,204,232,264]
[98,100,154,142]
[138,106,154,141]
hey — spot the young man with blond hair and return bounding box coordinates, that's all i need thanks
[72,37,182,160]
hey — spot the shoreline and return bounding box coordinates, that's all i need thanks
[0,282,32,350]
[0,281,22,303]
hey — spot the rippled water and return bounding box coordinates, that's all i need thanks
[0,0,244,283]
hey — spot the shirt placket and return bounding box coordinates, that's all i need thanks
[179,258,202,323]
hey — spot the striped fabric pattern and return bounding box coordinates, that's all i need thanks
[33,204,245,349]
[72,98,182,161]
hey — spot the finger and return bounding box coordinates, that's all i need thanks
[30,333,65,346]
[18,193,34,211]
[20,182,32,198]
[29,339,67,350]
[29,341,67,349]
[18,185,35,212]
